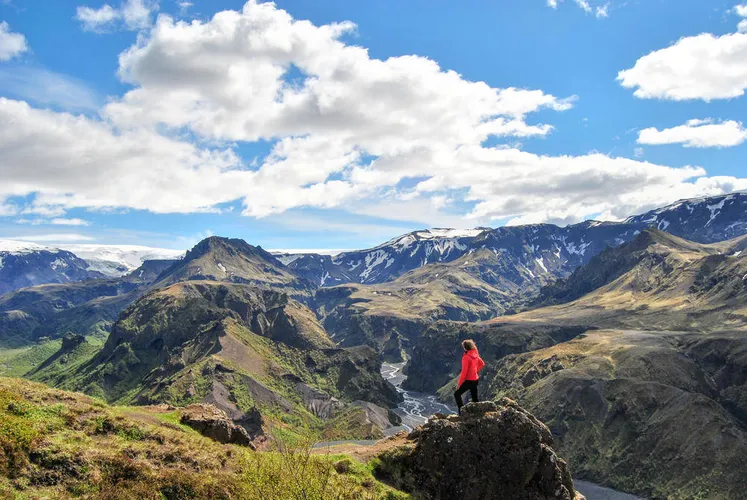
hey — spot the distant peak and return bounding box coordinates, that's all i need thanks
[184,236,272,263]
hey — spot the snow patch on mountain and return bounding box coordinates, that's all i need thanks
[275,254,302,266]
[706,199,726,226]
[58,244,185,277]
[361,249,391,281]
[535,257,548,273]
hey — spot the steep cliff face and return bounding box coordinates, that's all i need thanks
[488,330,747,499]
[31,280,401,442]
[374,399,584,500]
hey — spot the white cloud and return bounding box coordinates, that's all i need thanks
[0,204,18,216]
[0,98,248,214]
[736,4,747,32]
[18,233,95,242]
[575,0,592,13]
[76,4,119,30]
[1,1,746,228]
[633,147,644,158]
[178,1,192,14]
[548,0,610,18]
[76,0,158,32]
[0,66,100,111]
[50,218,90,226]
[0,22,27,61]
[618,11,747,101]
[638,119,747,148]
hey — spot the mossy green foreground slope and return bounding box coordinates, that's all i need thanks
[0,378,408,499]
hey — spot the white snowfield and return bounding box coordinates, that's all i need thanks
[0,239,55,254]
[0,240,185,276]
[58,244,185,277]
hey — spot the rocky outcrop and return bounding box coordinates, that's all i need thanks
[179,403,256,448]
[60,332,85,351]
[489,329,747,499]
[374,399,583,500]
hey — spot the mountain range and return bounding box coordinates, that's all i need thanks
[3,191,746,299]
[2,190,747,498]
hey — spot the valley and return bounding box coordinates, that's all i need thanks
[1,191,747,498]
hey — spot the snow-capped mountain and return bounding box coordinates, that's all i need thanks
[0,240,100,296]
[625,190,747,244]
[57,244,185,277]
[285,192,747,287]
[284,223,646,286]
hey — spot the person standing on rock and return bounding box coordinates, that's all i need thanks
[454,339,485,414]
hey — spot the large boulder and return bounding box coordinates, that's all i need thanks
[179,403,256,449]
[374,398,583,500]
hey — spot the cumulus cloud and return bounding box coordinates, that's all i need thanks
[618,8,747,101]
[76,0,158,31]
[0,22,27,61]
[0,98,247,214]
[2,1,747,228]
[638,119,747,148]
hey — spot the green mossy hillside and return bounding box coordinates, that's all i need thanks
[0,377,408,499]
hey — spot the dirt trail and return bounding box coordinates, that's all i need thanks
[311,433,408,461]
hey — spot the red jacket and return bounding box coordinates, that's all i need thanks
[457,349,485,387]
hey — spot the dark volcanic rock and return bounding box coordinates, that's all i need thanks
[60,332,85,351]
[179,403,256,448]
[374,398,582,500]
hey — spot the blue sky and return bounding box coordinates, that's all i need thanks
[0,0,746,251]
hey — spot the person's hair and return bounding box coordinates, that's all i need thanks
[462,339,476,351]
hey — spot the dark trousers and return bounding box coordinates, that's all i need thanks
[454,379,479,413]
